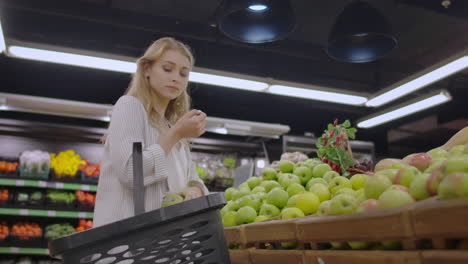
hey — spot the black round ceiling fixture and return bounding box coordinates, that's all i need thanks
[326,1,398,63]
[217,0,296,43]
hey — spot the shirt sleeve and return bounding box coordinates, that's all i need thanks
[107,96,169,188]
[185,144,209,195]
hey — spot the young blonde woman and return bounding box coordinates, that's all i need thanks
[94,37,208,227]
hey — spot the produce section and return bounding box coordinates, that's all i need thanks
[0,148,98,263]
[224,122,468,263]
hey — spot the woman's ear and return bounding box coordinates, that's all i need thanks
[143,62,152,78]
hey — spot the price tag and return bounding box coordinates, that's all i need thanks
[10,247,19,253]
[38,181,47,187]
[16,180,25,186]
[78,212,87,218]
[55,182,64,189]
[81,185,90,191]
[19,209,29,216]
[47,211,57,217]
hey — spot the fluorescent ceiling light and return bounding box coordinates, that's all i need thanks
[189,72,268,91]
[0,17,5,53]
[268,85,368,105]
[366,56,468,107]
[8,46,136,73]
[358,90,451,128]
[248,4,269,12]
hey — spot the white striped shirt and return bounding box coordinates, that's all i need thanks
[93,95,208,227]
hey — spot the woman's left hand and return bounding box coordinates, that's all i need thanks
[183,186,204,201]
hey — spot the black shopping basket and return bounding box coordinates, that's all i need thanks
[49,142,230,264]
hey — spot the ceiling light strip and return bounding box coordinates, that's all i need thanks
[358,90,452,128]
[0,17,5,53]
[366,55,468,107]
[5,41,368,105]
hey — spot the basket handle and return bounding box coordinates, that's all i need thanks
[132,142,145,216]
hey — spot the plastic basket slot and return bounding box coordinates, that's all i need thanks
[139,255,157,261]
[191,234,212,245]
[95,256,117,264]
[107,245,129,255]
[154,256,171,263]
[189,221,209,229]
[163,228,184,237]
[80,253,102,263]
[122,248,145,258]
[115,260,134,264]
[181,231,198,238]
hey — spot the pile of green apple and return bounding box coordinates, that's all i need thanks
[221,143,468,249]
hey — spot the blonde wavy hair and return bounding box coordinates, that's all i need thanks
[126,37,195,129]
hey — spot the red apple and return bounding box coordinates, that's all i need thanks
[403,153,432,172]
[357,199,380,213]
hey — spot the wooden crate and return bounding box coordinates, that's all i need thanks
[304,250,421,264]
[421,250,468,264]
[224,226,246,247]
[229,249,251,264]
[296,206,416,249]
[411,198,468,249]
[249,249,304,264]
[243,218,299,248]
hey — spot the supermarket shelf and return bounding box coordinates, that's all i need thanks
[0,247,49,255]
[0,178,97,192]
[0,208,93,219]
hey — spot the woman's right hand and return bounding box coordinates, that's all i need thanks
[172,109,206,139]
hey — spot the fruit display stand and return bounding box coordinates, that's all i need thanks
[229,249,251,264]
[411,198,468,250]
[224,225,246,247]
[249,249,305,264]
[242,218,299,249]
[303,250,421,264]
[296,205,416,250]
[420,250,468,264]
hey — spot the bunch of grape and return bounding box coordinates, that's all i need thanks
[347,159,373,176]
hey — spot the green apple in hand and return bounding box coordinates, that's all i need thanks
[259,203,281,218]
[293,166,313,185]
[162,193,184,207]
[306,178,328,191]
[279,160,295,173]
[235,206,257,225]
[261,167,278,181]
[350,173,368,190]
[313,163,332,178]
[287,183,306,197]
[328,176,352,195]
[329,194,357,215]
[266,188,289,209]
[364,174,392,199]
